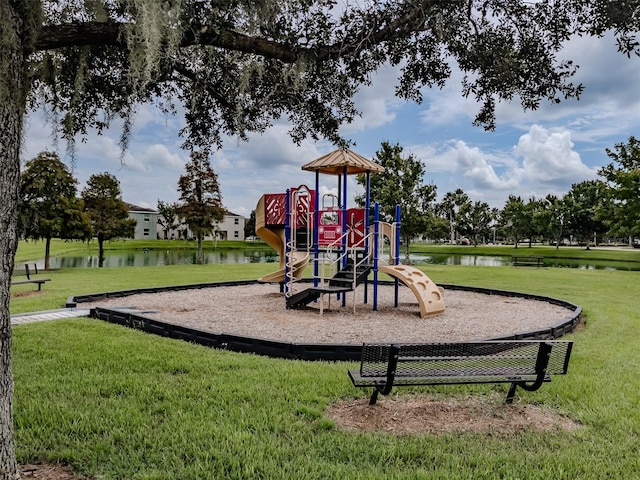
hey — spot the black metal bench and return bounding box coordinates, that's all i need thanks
[512,255,543,267]
[348,340,573,405]
[11,263,51,291]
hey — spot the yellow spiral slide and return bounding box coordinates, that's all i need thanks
[255,195,309,283]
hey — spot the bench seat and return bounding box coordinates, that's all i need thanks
[349,341,573,404]
[10,278,51,291]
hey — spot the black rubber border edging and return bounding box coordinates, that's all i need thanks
[67,280,582,362]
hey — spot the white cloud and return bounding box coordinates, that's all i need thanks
[137,144,185,171]
[403,123,599,208]
[340,65,404,134]
[414,140,519,191]
[418,68,479,128]
[514,125,598,185]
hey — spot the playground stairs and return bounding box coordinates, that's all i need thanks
[328,261,372,289]
[286,261,372,309]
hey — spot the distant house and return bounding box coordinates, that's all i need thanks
[155,209,246,241]
[125,203,159,240]
[213,211,246,241]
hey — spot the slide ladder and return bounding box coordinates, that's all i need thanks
[379,265,445,317]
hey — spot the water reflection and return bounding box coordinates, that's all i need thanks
[38,250,639,271]
[410,254,639,271]
[42,249,278,269]
[410,254,508,267]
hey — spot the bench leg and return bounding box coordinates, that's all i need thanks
[506,383,518,404]
[369,389,380,405]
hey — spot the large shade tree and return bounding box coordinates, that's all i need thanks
[2,1,640,478]
[18,151,91,269]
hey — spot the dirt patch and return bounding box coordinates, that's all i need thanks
[20,464,90,480]
[326,394,581,435]
[11,290,44,299]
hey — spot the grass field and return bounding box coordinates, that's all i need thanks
[9,247,640,479]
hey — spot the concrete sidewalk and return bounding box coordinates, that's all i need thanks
[11,308,91,325]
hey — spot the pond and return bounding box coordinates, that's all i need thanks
[410,254,640,271]
[40,249,278,269]
[38,249,640,271]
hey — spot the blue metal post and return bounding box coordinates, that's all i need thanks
[363,172,370,304]
[313,172,320,287]
[284,189,291,297]
[341,166,348,307]
[373,202,380,312]
[394,203,401,307]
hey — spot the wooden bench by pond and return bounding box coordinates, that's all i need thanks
[11,263,51,291]
[349,341,573,405]
[512,255,544,267]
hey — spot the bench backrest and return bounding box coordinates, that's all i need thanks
[360,341,573,378]
[12,263,38,279]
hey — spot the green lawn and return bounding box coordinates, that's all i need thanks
[10,260,640,478]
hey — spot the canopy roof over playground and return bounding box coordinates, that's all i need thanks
[301,148,385,175]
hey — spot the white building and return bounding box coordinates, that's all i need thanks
[156,210,246,241]
[212,211,246,241]
[125,203,160,240]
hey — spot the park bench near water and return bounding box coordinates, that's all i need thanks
[11,263,51,291]
[512,255,544,267]
[349,340,573,405]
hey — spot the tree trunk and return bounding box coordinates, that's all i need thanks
[196,236,203,264]
[403,237,410,264]
[0,2,26,478]
[449,211,455,244]
[45,237,51,270]
[98,236,105,267]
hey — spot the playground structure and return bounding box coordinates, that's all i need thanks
[255,148,445,317]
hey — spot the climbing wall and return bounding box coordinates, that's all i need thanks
[379,265,446,317]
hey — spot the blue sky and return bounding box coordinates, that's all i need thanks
[23,32,640,218]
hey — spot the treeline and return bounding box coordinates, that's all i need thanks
[432,137,639,248]
[356,138,640,250]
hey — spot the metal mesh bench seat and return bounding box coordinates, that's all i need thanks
[348,341,573,404]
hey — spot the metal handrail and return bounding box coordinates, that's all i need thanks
[315,230,374,290]
[316,231,348,287]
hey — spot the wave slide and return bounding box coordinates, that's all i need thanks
[379,264,446,317]
[255,195,309,283]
